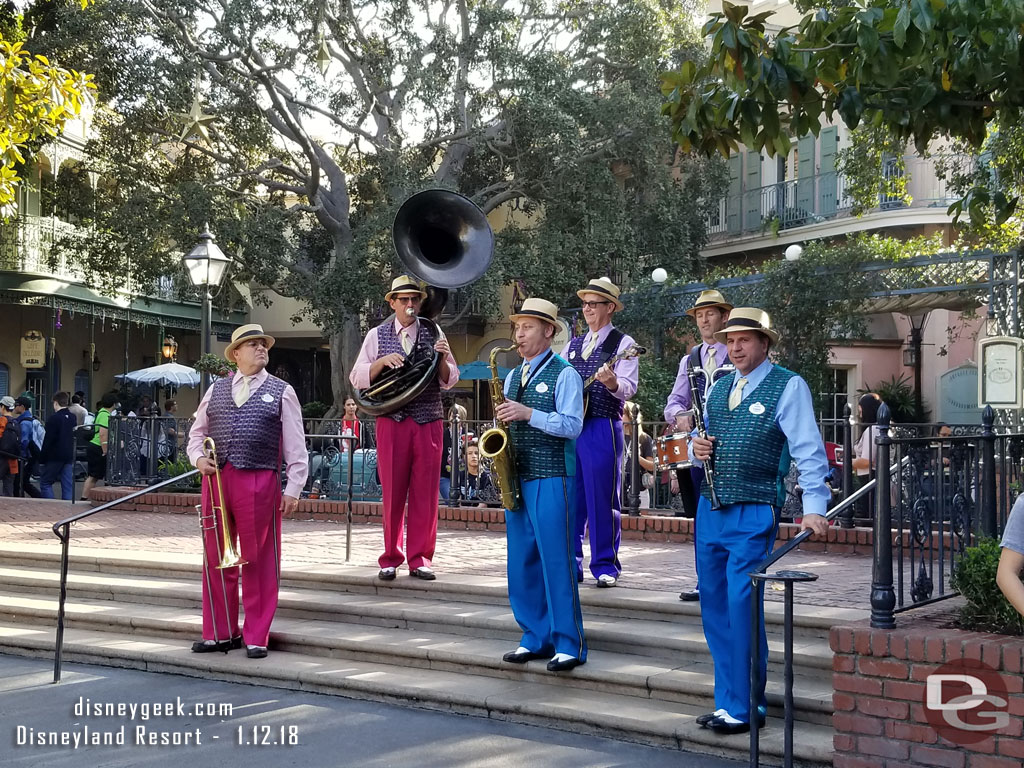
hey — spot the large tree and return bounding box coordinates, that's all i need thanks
[661,0,1024,225]
[36,0,723,408]
[0,0,94,217]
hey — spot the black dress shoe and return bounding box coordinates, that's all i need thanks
[246,646,268,659]
[410,567,436,580]
[707,717,750,735]
[502,649,547,664]
[191,636,242,653]
[695,712,721,727]
[378,567,397,581]
[679,589,700,602]
[546,657,584,672]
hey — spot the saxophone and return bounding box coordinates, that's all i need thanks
[478,344,522,510]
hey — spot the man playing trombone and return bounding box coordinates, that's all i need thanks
[663,289,732,601]
[187,324,308,659]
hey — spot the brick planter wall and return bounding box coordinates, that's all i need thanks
[831,603,1024,768]
[88,486,877,550]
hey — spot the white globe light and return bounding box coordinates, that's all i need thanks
[784,244,803,262]
[651,267,668,283]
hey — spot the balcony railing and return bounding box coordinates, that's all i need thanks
[0,215,86,281]
[707,155,966,241]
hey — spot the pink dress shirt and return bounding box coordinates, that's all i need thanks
[349,317,460,391]
[187,368,309,498]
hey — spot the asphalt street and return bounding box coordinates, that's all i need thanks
[0,654,743,768]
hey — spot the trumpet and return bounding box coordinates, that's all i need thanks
[201,437,247,569]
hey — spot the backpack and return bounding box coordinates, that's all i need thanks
[0,416,19,459]
[32,418,45,451]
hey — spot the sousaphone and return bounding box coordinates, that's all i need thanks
[354,189,494,416]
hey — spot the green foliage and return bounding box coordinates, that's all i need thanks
[661,0,1024,226]
[301,400,328,419]
[157,456,200,489]
[193,354,235,378]
[951,538,1024,636]
[632,356,678,429]
[837,126,911,215]
[864,373,919,424]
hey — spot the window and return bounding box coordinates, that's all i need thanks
[74,368,90,407]
[0,363,8,398]
[819,367,851,446]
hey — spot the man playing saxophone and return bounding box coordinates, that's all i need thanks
[496,298,587,673]
[187,324,308,659]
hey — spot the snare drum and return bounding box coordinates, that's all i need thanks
[655,432,692,471]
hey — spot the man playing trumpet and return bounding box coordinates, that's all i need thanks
[187,324,308,659]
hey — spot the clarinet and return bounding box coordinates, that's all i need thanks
[688,367,722,510]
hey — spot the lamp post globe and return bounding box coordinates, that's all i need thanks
[182,225,232,395]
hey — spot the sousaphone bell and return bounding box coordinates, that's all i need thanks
[354,190,494,416]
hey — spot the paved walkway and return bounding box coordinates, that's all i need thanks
[0,497,873,607]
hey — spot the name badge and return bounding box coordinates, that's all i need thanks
[535,382,549,394]
[569,351,576,359]
[262,393,275,403]
[749,402,765,415]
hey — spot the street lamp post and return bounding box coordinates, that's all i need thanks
[906,311,928,422]
[651,267,668,360]
[182,225,232,396]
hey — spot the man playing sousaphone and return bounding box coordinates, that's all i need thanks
[350,275,460,581]
[187,324,308,659]
[561,277,639,588]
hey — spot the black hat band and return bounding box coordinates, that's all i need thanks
[582,283,616,300]
[389,282,421,294]
[235,328,268,342]
[724,317,768,332]
[514,309,557,323]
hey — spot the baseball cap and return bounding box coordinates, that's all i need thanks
[0,396,15,409]
[14,396,32,409]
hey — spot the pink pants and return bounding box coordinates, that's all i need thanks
[375,417,442,570]
[199,462,281,646]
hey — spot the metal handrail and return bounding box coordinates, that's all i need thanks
[51,469,199,683]
[747,455,907,768]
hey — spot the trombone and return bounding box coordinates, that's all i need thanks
[200,437,246,569]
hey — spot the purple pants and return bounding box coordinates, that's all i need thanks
[574,417,623,579]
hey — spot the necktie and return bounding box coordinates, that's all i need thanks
[401,330,413,354]
[706,346,718,373]
[728,377,747,411]
[520,361,530,387]
[234,375,251,408]
[582,334,598,360]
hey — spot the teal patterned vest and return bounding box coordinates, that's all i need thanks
[702,365,795,507]
[508,353,577,481]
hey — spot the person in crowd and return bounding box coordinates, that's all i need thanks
[68,393,88,426]
[39,391,76,500]
[561,277,638,588]
[339,397,362,451]
[440,403,467,501]
[161,399,179,463]
[458,440,493,506]
[622,402,656,512]
[83,392,118,500]
[997,495,1024,620]
[350,275,459,581]
[187,323,307,659]
[689,307,830,735]
[498,297,587,673]
[851,392,883,520]
[0,396,20,496]
[13,396,41,498]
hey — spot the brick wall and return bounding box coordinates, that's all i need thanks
[88,486,877,549]
[831,611,1024,768]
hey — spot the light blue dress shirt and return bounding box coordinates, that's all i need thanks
[697,357,831,517]
[503,349,584,440]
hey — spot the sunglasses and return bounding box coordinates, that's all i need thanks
[581,300,612,308]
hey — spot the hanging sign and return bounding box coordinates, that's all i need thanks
[978,336,1023,409]
[20,330,46,369]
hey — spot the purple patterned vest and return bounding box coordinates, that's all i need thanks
[567,328,624,420]
[206,373,286,469]
[376,319,443,424]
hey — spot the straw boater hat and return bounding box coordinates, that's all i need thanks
[685,289,733,317]
[509,298,560,328]
[576,277,624,312]
[713,307,780,345]
[225,323,276,359]
[385,274,428,301]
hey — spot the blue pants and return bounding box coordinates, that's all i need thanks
[506,476,587,660]
[695,495,779,722]
[40,461,73,500]
[574,417,623,579]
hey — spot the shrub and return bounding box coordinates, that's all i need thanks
[158,456,201,489]
[951,537,1024,635]
[302,401,329,419]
